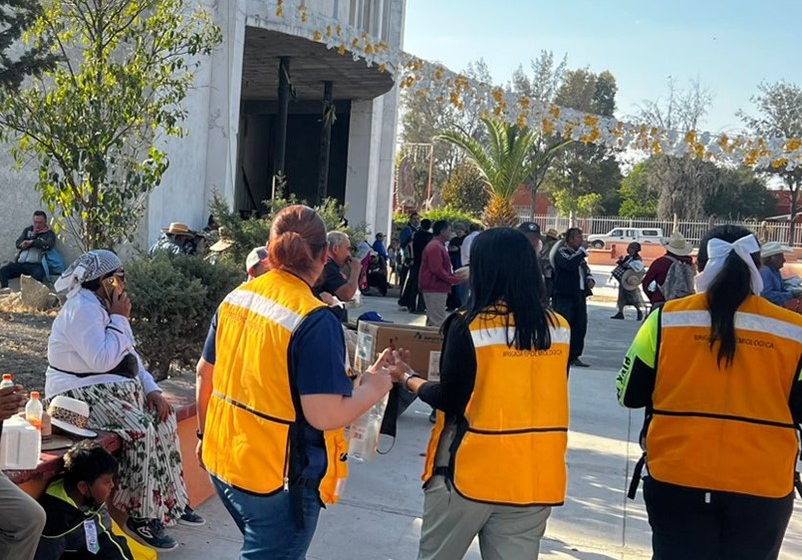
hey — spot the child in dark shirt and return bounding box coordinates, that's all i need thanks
[35,441,133,559]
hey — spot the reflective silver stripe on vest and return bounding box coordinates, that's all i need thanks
[471,326,571,349]
[662,310,802,344]
[223,289,303,333]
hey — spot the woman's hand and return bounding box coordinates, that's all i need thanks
[195,440,205,471]
[146,391,172,422]
[361,347,394,396]
[0,385,26,421]
[387,349,412,383]
[108,290,131,318]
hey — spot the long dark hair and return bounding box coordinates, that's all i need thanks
[466,228,553,350]
[697,225,759,368]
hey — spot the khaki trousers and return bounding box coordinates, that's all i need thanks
[418,475,552,560]
[0,471,46,560]
[423,292,449,328]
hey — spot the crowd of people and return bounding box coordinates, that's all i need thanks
[3,207,802,560]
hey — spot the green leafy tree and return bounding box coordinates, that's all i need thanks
[546,69,622,215]
[0,0,57,91]
[619,161,659,218]
[739,81,802,242]
[440,163,489,216]
[704,168,775,219]
[0,0,222,250]
[510,51,571,219]
[439,118,541,227]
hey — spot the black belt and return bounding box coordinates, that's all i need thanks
[627,454,646,499]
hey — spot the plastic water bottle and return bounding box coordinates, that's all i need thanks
[25,392,43,431]
[348,392,389,463]
[0,374,13,435]
[0,374,13,390]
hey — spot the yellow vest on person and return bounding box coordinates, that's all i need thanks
[422,312,571,506]
[648,294,802,498]
[202,269,348,503]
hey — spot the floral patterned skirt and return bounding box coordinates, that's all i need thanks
[60,380,189,525]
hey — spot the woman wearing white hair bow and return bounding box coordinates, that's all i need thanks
[46,250,203,551]
[617,225,802,560]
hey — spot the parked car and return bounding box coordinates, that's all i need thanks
[587,227,665,249]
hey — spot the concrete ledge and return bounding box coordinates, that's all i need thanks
[13,431,122,498]
[13,376,214,508]
[159,377,214,507]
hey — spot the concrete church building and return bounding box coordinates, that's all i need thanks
[0,0,406,261]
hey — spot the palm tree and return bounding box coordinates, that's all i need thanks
[439,117,566,226]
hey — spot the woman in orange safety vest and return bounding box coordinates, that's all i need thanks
[195,205,395,559]
[392,226,571,560]
[618,225,802,560]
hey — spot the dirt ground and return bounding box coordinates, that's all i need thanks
[0,305,53,394]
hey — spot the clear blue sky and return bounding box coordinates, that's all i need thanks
[403,0,800,134]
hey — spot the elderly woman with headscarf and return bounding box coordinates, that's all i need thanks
[45,250,203,552]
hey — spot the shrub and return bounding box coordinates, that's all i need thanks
[126,251,242,380]
[209,193,371,266]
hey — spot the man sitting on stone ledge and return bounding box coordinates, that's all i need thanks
[0,210,64,288]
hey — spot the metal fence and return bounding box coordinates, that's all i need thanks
[515,209,802,247]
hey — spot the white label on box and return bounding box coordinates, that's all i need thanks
[427,351,441,382]
[355,331,374,373]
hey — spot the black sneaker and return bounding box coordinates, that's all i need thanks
[570,358,591,368]
[125,517,178,551]
[179,505,206,526]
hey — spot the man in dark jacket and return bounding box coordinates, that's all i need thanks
[399,219,432,313]
[0,210,60,287]
[35,442,133,560]
[552,228,595,368]
[397,212,421,296]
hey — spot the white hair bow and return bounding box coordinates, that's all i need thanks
[694,234,763,295]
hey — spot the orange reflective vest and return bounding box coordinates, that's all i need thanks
[648,294,802,498]
[422,312,571,506]
[202,269,348,503]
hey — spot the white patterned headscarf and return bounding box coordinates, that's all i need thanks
[54,250,123,300]
[694,234,763,295]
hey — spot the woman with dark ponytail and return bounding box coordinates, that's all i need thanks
[617,225,802,560]
[390,227,571,559]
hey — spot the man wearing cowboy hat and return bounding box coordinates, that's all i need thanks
[759,242,802,307]
[148,222,198,257]
[641,231,695,307]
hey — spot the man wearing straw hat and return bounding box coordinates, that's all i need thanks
[149,222,198,256]
[641,231,695,308]
[759,241,802,307]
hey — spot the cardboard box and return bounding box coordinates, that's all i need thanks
[353,322,444,381]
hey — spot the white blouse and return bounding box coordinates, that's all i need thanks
[45,289,160,397]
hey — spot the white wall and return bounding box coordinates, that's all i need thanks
[0,0,406,258]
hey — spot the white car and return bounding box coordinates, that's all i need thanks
[587,227,665,249]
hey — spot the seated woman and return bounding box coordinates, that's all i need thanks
[45,250,203,552]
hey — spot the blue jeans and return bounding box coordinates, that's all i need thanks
[211,476,323,560]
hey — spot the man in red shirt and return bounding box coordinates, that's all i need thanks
[420,220,467,327]
[641,231,695,308]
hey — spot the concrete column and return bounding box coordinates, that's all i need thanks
[274,57,291,184]
[317,80,334,204]
[203,0,246,208]
[345,99,381,230]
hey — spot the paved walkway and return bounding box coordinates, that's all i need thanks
[169,274,802,559]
